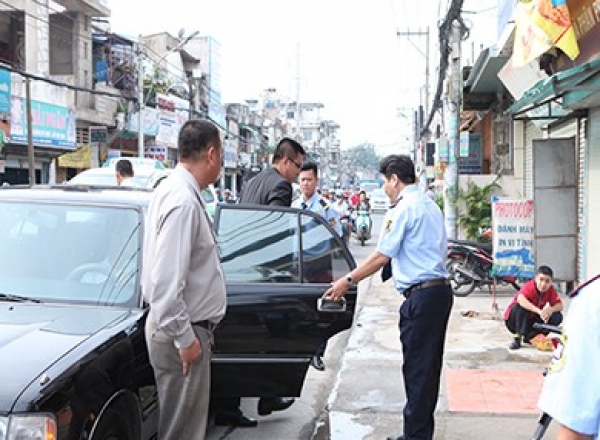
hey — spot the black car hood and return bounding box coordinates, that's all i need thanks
[0,302,131,411]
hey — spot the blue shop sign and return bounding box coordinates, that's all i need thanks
[0,69,10,114]
[10,97,76,149]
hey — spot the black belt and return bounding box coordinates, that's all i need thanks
[403,278,450,298]
[192,320,217,331]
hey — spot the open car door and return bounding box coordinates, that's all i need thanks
[211,204,357,398]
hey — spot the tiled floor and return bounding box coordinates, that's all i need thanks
[445,369,544,414]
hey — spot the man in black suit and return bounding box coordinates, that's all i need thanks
[239,137,305,206]
[213,137,305,428]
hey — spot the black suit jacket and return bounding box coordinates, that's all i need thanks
[239,167,293,206]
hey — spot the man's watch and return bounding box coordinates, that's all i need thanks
[346,274,356,286]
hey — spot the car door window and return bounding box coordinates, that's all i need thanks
[217,208,299,283]
[216,206,352,284]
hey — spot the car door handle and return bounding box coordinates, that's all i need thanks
[317,297,347,313]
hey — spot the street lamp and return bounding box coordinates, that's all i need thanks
[137,30,200,158]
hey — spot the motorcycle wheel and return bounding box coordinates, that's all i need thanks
[360,236,366,246]
[447,258,476,297]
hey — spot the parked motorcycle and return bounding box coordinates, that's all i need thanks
[353,210,372,246]
[446,238,520,296]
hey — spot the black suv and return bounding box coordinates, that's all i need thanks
[0,186,356,440]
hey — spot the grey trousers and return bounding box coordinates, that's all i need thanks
[146,319,213,440]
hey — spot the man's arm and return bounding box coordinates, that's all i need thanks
[268,180,293,206]
[557,425,593,440]
[326,251,389,301]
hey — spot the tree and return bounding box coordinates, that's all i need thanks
[342,143,381,178]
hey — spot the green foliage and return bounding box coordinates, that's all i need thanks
[343,143,381,172]
[435,193,444,212]
[457,180,500,243]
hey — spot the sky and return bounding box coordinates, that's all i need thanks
[107,0,497,156]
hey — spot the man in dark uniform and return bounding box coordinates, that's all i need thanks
[239,137,305,206]
[213,136,305,428]
[325,154,453,440]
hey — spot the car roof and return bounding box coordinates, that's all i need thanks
[0,185,152,208]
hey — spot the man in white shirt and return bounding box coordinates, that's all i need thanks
[115,159,138,187]
[538,275,600,440]
[142,119,226,440]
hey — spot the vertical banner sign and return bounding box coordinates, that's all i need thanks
[459,131,470,157]
[492,199,535,279]
[0,68,10,114]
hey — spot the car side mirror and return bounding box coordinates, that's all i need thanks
[317,297,347,313]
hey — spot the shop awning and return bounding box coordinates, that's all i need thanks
[465,46,509,94]
[507,59,600,116]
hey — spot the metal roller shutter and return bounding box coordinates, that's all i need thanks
[524,122,543,199]
[577,117,588,283]
[585,108,600,280]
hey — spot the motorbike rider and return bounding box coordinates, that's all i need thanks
[352,190,373,235]
[332,190,352,244]
[504,265,563,349]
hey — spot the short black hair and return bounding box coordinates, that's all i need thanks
[273,137,306,164]
[300,161,318,177]
[116,159,134,177]
[379,154,416,184]
[537,265,554,278]
[178,119,221,161]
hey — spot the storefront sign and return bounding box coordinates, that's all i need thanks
[0,69,10,114]
[223,145,238,169]
[127,107,160,137]
[58,145,92,168]
[145,145,167,162]
[459,131,470,157]
[10,97,76,149]
[492,199,535,279]
[458,133,483,174]
[155,94,189,148]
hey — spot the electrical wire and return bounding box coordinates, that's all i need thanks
[421,0,468,138]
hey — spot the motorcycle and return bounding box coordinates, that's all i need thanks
[353,210,372,246]
[446,238,520,296]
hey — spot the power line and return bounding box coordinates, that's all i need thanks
[421,0,468,138]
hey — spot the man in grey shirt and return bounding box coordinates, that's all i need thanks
[142,119,226,440]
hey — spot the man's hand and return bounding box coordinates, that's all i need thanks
[539,308,552,323]
[325,277,350,302]
[179,338,202,376]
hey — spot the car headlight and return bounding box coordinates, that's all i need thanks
[0,414,57,440]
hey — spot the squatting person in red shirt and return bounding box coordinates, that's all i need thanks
[504,265,563,350]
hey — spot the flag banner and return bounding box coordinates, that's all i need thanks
[513,0,580,67]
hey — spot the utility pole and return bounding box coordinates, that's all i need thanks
[137,38,145,158]
[444,20,464,240]
[25,77,35,184]
[396,27,430,191]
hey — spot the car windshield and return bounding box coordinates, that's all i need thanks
[0,201,141,306]
[69,172,150,187]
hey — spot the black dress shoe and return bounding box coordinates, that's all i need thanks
[214,410,258,427]
[386,436,405,440]
[509,337,521,350]
[257,397,295,416]
[311,354,325,371]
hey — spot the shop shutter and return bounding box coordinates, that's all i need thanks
[577,117,588,283]
[585,108,600,281]
[524,122,543,199]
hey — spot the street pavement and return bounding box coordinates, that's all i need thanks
[315,264,563,440]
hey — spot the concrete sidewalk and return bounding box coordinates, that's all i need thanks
[315,274,560,440]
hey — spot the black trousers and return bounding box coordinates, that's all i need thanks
[399,283,453,440]
[505,303,563,338]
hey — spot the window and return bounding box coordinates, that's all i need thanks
[218,209,299,283]
[217,207,351,284]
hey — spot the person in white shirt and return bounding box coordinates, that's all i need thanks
[115,159,138,187]
[537,274,600,440]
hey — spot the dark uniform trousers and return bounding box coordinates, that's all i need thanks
[505,303,563,339]
[399,283,453,440]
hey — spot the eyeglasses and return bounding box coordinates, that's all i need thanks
[288,157,302,170]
